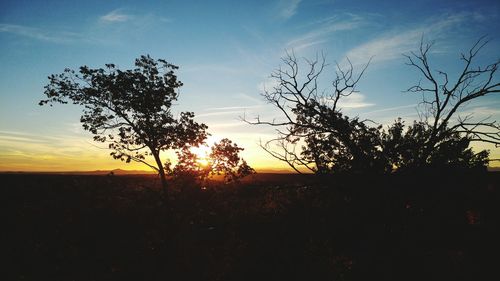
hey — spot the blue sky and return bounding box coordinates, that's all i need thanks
[1,0,499,171]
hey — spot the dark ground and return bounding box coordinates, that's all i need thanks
[2,172,499,280]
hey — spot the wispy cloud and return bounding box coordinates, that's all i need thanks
[0,130,83,145]
[0,23,88,43]
[181,64,241,75]
[238,93,266,105]
[204,105,264,111]
[364,104,417,116]
[286,14,363,51]
[453,100,500,120]
[0,130,93,160]
[100,9,131,23]
[459,106,500,117]
[257,78,280,93]
[335,92,374,109]
[195,110,243,118]
[209,122,245,129]
[278,0,302,19]
[303,92,373,114]
[0,134,51,144]
[343,12,476,67]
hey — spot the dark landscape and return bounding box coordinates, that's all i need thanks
[2,2,500,281]
[4,171,499,281]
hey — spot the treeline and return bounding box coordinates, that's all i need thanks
[40,37,499,193]
[246,38,499,174]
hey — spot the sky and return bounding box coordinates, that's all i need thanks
[1,0,499,172]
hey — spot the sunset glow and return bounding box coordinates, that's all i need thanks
[190,145,211,167]
[3,4,500,277]
[1,0,499,172]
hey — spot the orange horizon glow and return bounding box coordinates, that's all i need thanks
[1,157,499,174]
[0,166,296,174]
[0,151,296,174]
[1,132,499,173]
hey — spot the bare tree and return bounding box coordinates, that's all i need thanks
[404,37,500,166]
[244,52,384,173]
[248,38,498,174]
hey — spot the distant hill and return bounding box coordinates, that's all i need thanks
[2,167,498,174]
[104,169,156,175]
[255,168,295,174]
[0,169,156,175]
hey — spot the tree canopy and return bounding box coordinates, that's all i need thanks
[40,55,208,192]
[166,138,255,184]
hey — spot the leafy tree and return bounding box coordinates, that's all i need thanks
[209,138,255,182]
[164,148,211,185]
[40,55,208,194]
[166,138,255,184]
[382,119,490,171]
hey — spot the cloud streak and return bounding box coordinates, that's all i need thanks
[363,104,417,116]
[100,9,131,23]
[334,92,375,109]
[195,110,244,118]
[286,14,363,52]
[1,8,166,44]
[343,12,476,67]
[204,105,264,111]
[279,0,302,19]
[0,23,87,43]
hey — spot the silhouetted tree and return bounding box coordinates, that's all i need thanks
[399,37,499,169]
[209,138,255,182]
[247,38,498,173]
[166,138,255,184]
[382,118,490,170]
[164,147,211,186]
[244,52,385,173]
[40,55,208,194]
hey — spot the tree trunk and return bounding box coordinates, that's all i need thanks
[152,151,168,197]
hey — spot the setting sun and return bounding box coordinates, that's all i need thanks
[190,144,211,166]
[1,0,499,173]
[2,1,499,280]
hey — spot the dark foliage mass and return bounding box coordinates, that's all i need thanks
[246,38,499,173]
[166,138,255,184]
[3,172,499,281]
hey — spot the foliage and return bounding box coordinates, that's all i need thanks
[209,138,255,182]
[247,38,499,173]
[40,55,208,191]
[382,119,490,170]
[299,112,388,174]
[166,138,255,184]
[245,52,384,174]
[164,148,211,185]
